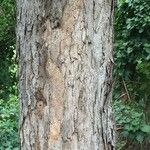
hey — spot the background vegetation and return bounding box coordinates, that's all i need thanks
[113,0,150,149]
[0,0,19,149]
[0,0,149,149]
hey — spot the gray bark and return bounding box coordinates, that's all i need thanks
[17,0,115,149]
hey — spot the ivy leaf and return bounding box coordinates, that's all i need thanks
[141,125,150,133]
[136,134,144,142]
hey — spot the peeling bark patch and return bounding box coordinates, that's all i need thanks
[49,119,61,144]
[35,89,46,104]
[35,89,47,119]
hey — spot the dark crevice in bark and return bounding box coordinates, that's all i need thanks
[100,111,106,150]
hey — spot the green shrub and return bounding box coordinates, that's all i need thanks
[114,0,150,149]
[0,1,18,149]
[0,95,19,150]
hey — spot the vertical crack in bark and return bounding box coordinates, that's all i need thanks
[35,124,40,150]
[100,111,106,150]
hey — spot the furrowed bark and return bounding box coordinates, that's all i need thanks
[17,0,115,149]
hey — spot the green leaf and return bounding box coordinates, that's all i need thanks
[136,134,144,142]
[141,125,150,133]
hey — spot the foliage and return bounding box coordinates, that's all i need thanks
[0,0,16,99]
[0,0,19,149]
[114,101,150,149]
[0,95,19,150]
[114,0,150,149]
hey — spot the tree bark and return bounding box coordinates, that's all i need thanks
[17,0,115,149]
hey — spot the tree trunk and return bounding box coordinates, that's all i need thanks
[17,0,115,149]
